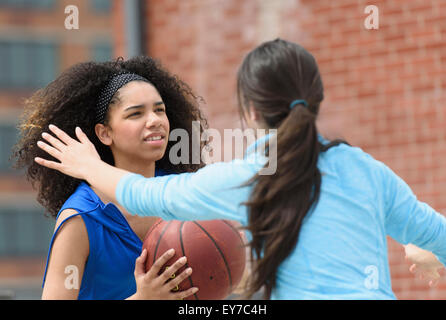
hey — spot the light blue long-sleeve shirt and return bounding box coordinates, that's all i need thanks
[116,134,446,299]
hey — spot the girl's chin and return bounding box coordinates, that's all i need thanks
[143,150,167,162]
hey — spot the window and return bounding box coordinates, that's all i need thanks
[0,0,55,9]
[0,205,54,257]
[92,42,113,62]
[90,0,111,13]
[0,122,20,174]
[0,40,58,90]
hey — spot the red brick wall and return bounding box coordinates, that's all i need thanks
[138,0,446,299]
[112,0,127,58]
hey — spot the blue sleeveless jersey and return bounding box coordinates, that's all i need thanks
[42,169,169,300]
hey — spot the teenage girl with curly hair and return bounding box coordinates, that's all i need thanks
[13,55,207,299]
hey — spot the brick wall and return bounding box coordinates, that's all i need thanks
[136,0,446,299]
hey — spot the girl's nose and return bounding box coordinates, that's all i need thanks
[145,113,162,129]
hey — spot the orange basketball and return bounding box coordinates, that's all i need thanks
[142,219,246,300]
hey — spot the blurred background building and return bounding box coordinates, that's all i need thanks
[0,0,113,299]
[0,0,445,299]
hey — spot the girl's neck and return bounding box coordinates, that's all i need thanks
[113,157,156,178]
[90,157,159,242]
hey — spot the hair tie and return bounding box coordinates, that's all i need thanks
[289,99,308,110]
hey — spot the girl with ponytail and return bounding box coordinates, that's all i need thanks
[236,40,335,298]
[33,39,446,299]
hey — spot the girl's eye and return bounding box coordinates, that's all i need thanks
[156,108,165,113]
[128,112,141,117]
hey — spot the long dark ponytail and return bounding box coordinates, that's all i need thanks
[237,39,338,299]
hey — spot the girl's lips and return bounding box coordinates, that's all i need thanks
[143,137,165,146]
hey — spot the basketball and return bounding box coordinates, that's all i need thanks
[142,219,246,300]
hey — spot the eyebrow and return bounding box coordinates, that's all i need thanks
[154,101,164,107]
[124,105,143,112]
[124,101,164,112]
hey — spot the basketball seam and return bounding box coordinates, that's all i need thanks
[193,221,233,292]
[221,220,244,244]
[152,220,173,265]
[180,221,199,300]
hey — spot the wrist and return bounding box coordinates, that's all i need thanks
[432,255,445,268]
[82,158,104,183]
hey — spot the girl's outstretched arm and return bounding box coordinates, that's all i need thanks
[35,124,127,203]
[36,125,257,224]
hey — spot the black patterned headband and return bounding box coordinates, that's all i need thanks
[95,72,151,123]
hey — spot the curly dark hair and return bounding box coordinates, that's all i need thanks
[12,56,209,218]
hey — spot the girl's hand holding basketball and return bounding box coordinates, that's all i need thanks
[133,248,199,300]
[35,124,100,181]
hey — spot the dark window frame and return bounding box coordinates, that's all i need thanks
[90,0,112,14]
[0,204,54,257]
[0,39,58,91]
[0,0,56,10]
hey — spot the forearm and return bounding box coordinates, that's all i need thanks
[115,163,250,222]
[83,158,130,203]
[408,207,446,266]
[392,203,446,267]
[384,163,446,267]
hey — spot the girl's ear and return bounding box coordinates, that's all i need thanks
[248,103,258,122]
[242,103,259,123]
[95,123,112,146]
